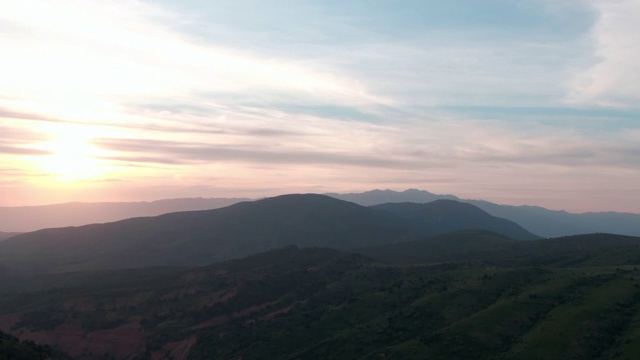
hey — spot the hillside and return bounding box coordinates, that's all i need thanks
[0,232,20,242]
[0,194,419,273]
[3,236,640,359]
[372,200,540,240]
[0,197,249,232]
[356,231,640,266]
[0,329,70,359]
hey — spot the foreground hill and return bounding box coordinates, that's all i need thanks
[3,235,640,359]
[0,329,70,359]
[372,200,539,240]
[0,194,419,273]
[356,231,640,266]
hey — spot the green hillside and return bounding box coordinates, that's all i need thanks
[2,233,640,359]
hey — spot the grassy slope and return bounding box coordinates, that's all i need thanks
[2,234,640,359]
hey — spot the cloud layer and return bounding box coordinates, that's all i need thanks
[0,0,638,212]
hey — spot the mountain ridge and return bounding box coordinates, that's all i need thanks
[0,194,536,274]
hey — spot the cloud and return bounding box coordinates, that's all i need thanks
[0,0,389,126]
[567,0,640,107]
[92,137,413,169]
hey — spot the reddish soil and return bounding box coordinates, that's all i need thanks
[193,315,230,330]
[257,305,293,321]
[151,335,197,360]
[5,321,144,359]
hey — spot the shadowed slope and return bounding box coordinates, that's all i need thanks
[0,194,418,273]
[372,200,540,240]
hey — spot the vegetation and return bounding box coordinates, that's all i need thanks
[0,329,70,359]
[2,232,640,359]
[372,200,540,240]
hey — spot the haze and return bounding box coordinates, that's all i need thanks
[1,0,639,213]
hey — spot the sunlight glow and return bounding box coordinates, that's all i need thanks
[35,125,108,181]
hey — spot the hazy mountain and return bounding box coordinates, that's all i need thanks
[0,197,249,232]
[329,189,640,238]
[4,237,640,359]
[4,188,639,238]
[0,231,20,242]
[467,200,640,238]
[0,194,543,274]
[0,194,420,273]
[372,200,540,240]
[326,188,459,206]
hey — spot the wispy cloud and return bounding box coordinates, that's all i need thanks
[567,0,640,107]
[0,0,638,212]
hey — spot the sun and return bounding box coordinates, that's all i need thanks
[36,126,107,181]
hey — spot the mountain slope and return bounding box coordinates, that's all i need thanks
[326,188,459,206]
[0,197,249,232]
[467,200,640,238]
[0,194,419,273]
[329,189,640,237]
[0,231,20,242]
[356,232,640,266]
[372,200,540,240]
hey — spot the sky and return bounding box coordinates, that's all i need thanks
[1,0,639,213]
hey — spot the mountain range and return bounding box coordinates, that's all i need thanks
[330,189,640,238]
[2,191,640,359]
[1,189,638,238]
[0,195,536,274]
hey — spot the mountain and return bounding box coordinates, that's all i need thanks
[326,188,459,206]
[466,200,640,238]
[4,188,639,237]
[328,189,640,238]
[371,200,540,240]
[0,231,20,242]
[0,194,420,273]
[3,240,640,359]
[0,197,249,232]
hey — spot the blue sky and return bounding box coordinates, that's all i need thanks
[0,0,639,212]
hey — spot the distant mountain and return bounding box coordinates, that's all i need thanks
[0,194,420,273]
[371,200,540,240]
[466,200,640,238]
[0,197,249,232]
[326,188,459,206]
[329,189,640,238]
[0,194,542,274]
[5,188,639,238]
[0,231,20,242]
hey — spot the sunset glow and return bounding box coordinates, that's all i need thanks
[1,0,639,212]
